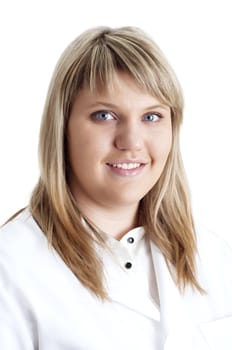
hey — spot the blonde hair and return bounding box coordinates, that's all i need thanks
[29,26,203,299]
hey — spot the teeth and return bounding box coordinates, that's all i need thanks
[111,163,141,169]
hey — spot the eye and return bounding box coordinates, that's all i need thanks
[143,113,161,122]
[92,111,115,121]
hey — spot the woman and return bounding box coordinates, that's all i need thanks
[0,26,231,350]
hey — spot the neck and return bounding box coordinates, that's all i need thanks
[77,201,139,240]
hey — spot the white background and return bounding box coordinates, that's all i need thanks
[0,0,231,244]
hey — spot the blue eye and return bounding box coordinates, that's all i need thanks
[93,111,114,121]
[143,113,160,122]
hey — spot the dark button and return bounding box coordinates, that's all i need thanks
[127,237,134,244]
[125,262,132,269]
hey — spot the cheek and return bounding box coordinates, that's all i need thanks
[164,134,173,157]
[150,131,172,161]
[67,129,109,173]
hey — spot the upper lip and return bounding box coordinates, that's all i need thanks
[106,160,147,165]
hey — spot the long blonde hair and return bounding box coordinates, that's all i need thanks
[29,26,203,298]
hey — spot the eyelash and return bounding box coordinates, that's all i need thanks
[91,111,115,121]
[143,113,163,122]
[91,110,163,122]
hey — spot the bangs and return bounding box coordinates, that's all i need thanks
[62,27,183,122]
[82,38,178,108]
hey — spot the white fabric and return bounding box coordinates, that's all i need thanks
[0,209,232,349]
[106,227,160,308]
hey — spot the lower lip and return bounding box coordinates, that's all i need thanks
[106,164,145,177]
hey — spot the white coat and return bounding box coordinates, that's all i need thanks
[0,210,232,349]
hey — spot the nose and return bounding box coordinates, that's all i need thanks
[114,120,143,151]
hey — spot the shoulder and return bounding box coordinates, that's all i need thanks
[0,209,75,300]
[0,209,48,259]
[195,224,232,267]
[0,209,60,282]
[194,224,232,297]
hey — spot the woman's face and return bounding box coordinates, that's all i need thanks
[67,72,172,211]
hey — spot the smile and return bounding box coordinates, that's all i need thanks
[106,162,146,177]
[107,163,141,170]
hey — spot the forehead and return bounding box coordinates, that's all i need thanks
[75,71,169,110]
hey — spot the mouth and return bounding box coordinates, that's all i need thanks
[106,161,146,177]
[106,162,143,170]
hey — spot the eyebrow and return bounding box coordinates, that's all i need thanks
[88,101,170,112]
